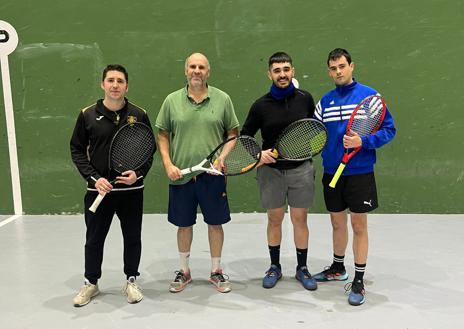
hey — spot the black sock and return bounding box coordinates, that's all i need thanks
[332,254,345,271]
[296,248,308,270]
[269,245,281,269]
[354,263,366,282]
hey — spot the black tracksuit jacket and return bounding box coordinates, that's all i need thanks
[70,98,155,192]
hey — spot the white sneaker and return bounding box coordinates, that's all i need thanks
[73,279,99,307]
[123,276,143,304]
[209,270,232,293]
[169,269,192,293]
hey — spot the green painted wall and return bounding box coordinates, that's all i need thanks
[1,0,463,214]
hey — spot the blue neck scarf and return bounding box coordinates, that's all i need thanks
[269,82,295,100]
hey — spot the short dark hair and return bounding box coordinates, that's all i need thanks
[268,51,293,68]
[327,48,352,66]
[102,64,128,82]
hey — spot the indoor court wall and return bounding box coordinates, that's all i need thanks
[1,0,463,214]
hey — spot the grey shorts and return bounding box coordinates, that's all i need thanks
[256,161,315,209]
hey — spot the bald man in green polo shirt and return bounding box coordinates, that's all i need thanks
[156,52,239,294]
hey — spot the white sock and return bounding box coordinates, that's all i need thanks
[211,257,221,273]
[179,252,190,273]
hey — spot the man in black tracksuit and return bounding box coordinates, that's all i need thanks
[240,52,318,291]
[70,64,155,307]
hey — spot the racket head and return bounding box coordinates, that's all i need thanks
[208,135,262,176]
[275,118,328,160]
[347,95,387,136]
[109,122,156,173]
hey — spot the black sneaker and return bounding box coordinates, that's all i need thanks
[313,265,348,282]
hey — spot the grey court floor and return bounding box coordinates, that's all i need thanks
[0,213,463,329]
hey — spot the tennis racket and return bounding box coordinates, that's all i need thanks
[329,95,387,188]
[89,122,155,213]
[257,118,327,167]
[179,135,261,176]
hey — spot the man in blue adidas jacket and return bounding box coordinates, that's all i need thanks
[313,48,396,306]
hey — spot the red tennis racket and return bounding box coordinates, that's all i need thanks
[329,95,387,188]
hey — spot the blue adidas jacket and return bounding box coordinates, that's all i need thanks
[315,81,396,175]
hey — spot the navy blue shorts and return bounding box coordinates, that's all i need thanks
[168,174,231,227]
[322,172,378,213]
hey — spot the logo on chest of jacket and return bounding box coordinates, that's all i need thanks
[127,116,138,125]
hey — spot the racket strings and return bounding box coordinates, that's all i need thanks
[277,120,327,160]
[110,125,155,172]
[214,136,261,175]
[351,96,385,136]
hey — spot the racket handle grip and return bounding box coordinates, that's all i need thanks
[89,193,106,213]
[241,162,258,173]
[255,149,279,169]
[329,163,346,188]
[180,168,191,175]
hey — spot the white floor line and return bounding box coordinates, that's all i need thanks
[0,214,21,228]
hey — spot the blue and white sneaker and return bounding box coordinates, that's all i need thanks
[262,265,282,289]
[313,265,349,282]
[295,266,317,291]
[346,279,365,306]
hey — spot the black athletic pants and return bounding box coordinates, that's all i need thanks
[83,190,143,283]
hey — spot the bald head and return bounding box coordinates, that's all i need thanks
[185,52,210,70]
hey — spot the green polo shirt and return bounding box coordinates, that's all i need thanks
[155,85,239,185]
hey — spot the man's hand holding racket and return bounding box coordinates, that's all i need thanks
[95,171,137,194]
[259,148,278,165]
[94,177,113,195]
[114,170,138,185]
[163,163,183,181]
[343,131,362,149]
